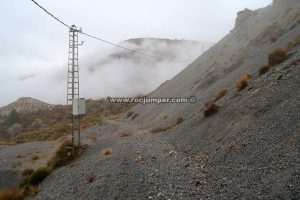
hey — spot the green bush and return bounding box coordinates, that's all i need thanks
[126,111,134,118]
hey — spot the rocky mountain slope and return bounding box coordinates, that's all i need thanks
[132,0,300,125]
[1,0,300,199]
[0,97,55,116]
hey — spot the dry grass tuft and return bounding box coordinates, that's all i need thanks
[227,144,235,150]
[0,187,23,200]
[203,102,219,117]
[85,175,95,183]
[102,148,112,156]
[135,155,144,162]
[259,64,270,75]
[268,48,287,67]
[118,132,131,137]
[235,74,250,91]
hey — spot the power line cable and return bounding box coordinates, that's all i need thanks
[29,0,193,63]
[30,0,71,29]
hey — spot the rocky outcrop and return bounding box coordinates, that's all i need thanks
[235,8,254,28]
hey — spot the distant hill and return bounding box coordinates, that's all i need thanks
[0,97,55,116]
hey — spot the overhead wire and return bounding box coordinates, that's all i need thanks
[29,0,193,63]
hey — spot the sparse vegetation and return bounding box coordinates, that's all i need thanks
[47,141,83,170]
[135,155,144,162]
[29,167,52,186]
[126,111,134,118]
[0,98,136,144]
[227,144,235,150]
[268,48,287,67]
[118,132,131,137]
[102,148,113,156]
[85,175,95,183]
[235,74,250,91]
[203,102,219,117]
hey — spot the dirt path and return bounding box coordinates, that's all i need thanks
[30,119,204,200]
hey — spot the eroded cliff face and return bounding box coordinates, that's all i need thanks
[235,8,255,28]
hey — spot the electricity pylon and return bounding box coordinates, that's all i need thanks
[67,25,82,155]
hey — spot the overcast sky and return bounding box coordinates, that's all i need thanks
[0,0,272,106]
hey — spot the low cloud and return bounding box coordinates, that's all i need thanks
[0,38,213,106]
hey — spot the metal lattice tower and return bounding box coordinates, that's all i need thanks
[67,25,82,155]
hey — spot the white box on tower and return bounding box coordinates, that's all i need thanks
[73,98,86,115]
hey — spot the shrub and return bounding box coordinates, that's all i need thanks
[47,141,82,170]
[29,167,52,186]
[235,74,250,91]
[102,148,112,156]
[126,111,134,118]
[135,155,144,162]
[203,102,219,117]
[268,48,287,67]
[213,89,227,101]
[85,175,95,183]
[0,187,23,200]
[259,64,270,75]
